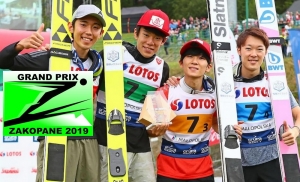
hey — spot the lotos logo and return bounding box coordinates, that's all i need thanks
[128,64,160,82]
[170,99,183,111]
[258,0,275,24]
[0,152,5,157]
[1,168,19,174]
[185,99,215,109]
[2,151,22,157]
[30,151,36,156]
[209,130,220,146]
[171,135,177,140]
[242,87,269,97]
[31,168,37,173]
[123,63,129,70]
[156,57,162,65]
[3,136,18,142]
[235,87,241,98]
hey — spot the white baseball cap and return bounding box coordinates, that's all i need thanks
[72,5,106,27]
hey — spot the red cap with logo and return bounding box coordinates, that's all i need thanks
[180,39,211,59]
[137,9,170,36]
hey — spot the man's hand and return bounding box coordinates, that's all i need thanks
[39,44,50,51]
[16,23,45,51]
[165,76,180,87]
[282,121,299,146]
[233,121,243,140]
[147,123,169,137]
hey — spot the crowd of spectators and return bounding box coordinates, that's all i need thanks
[164,12,298,57]
[168,16,210,44]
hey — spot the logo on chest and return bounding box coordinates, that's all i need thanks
[170,99,183,111]
[171,98,215,110]
[126,64,160,82]
[236,87,269,98]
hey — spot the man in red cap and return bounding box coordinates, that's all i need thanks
[156,39,242,181]
[94,9,171,181]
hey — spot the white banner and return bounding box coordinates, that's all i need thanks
[0,92,39,182]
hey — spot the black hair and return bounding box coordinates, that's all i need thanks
[71,19,77,39]
[136,25,166,38]
[180,48,211,64]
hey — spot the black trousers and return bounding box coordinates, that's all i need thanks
[243,158,282,182]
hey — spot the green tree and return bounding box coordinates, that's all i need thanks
[275,0,293,14]
[41,0,295,30]
[122,0,209,20]
[142,0,173,19]
[237,0,294,20]
[170,0,208,20]
[237,0,257,20]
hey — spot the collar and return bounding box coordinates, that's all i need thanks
[179,75,215,94]
[123,41,156,64]
[233,62,264,82]
[71,44,102,77]
[71,44,88,59]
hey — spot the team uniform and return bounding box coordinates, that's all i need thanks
[156,77,216,182]
[233,63,299,182]
[0,42,103,182]
[94,41,169,182]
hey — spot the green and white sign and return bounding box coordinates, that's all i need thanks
[3,71,93,136]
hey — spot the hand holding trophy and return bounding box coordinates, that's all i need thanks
[138,90,176,136]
